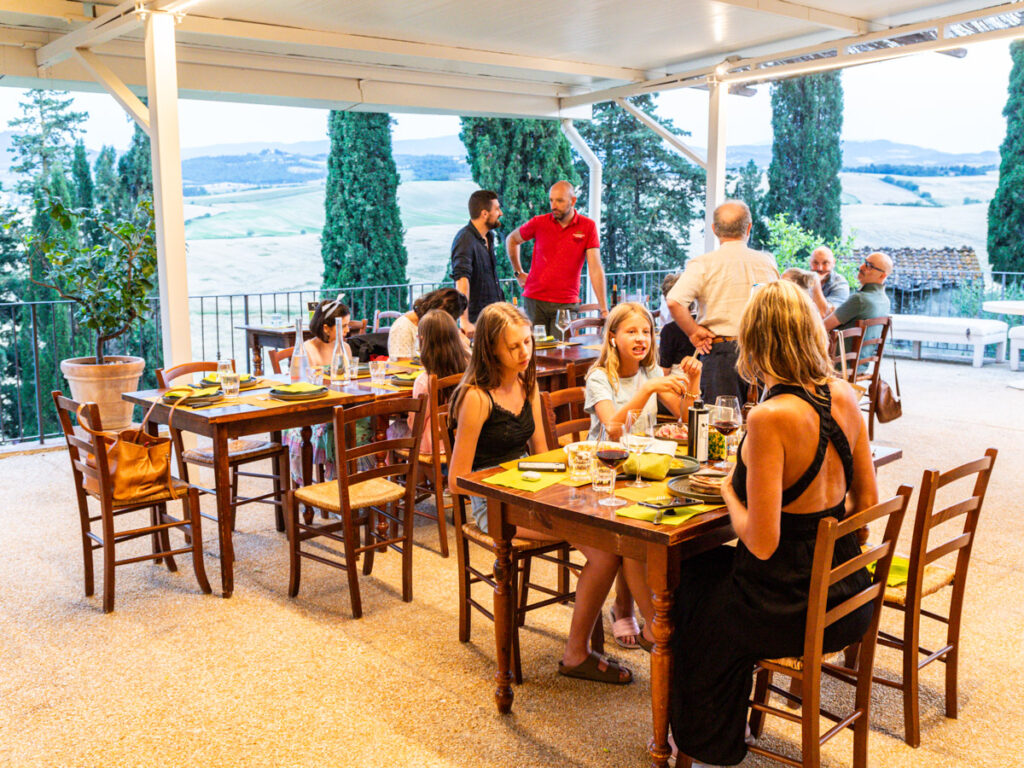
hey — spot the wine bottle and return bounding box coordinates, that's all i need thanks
[329,318,348,384]
[611,283,619,307]
[291,317,310,383]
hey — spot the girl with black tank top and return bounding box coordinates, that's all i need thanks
[449,303,635,686]
[669,281,881,766]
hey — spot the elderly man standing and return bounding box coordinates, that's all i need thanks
[809,245,850,314]
[667,200,780,404]
[505,180,608,335]
[451,189,504,337]
[824,251,893,333]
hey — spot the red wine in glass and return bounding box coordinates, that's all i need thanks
[713,421,739,436]
[596,448,629,469]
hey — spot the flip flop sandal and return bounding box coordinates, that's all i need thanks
[609,605,643,650]
[558,651,633,685]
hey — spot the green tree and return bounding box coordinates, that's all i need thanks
[572,97,705,274]
[729,160,769,250]
[320,111,407,294]
[989,40,1024,273]
[93,145,119,211]
[6,89,86,197]
[117,122,152,210]
[460,117,579,279]
[71,141,93,211]
[766,71,844,243]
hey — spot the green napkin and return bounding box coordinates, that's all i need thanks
[166,386,219,399]
[867,554,909,587]
[622,453,671,481]
[273,382,326,393]
[482,469,566,492]
[393,371,419,381]
[616,503,719,526]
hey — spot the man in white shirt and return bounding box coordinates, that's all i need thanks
[667,200,780,404]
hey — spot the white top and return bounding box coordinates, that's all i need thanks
[584,365,660,440]
[667,240,780,337]
[387,315,418,359]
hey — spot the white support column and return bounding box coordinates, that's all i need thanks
[560,119,602,305]
[704,77,728,252]
[144,10,191,367]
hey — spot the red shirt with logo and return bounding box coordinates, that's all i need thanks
[519,211,600,304]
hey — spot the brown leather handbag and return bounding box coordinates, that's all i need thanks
[873,359,902,424]
[76,388,188,503]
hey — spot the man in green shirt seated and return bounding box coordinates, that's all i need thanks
[824,251,893,335]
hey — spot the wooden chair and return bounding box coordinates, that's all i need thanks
[831,326,865,384]
[444,412,599,684]
[373,309,402,333]
[348,318,368,335]
[269,346,293,375]
[51,391,211,612]
[540,385,589,448]
[576,302,601,317]
[286,396,427,618]
[156,361,288,532]
[568,316,605,337]
[871,449,997,747]
[735,488,912,768]
[395,372,463,558]
[832,318,891,440]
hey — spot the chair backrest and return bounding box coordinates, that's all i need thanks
[51,390,112,505]
[568,316,605,338]
[905,448,997,607]
[576,303,601,318]
[830,327,864,383]
[853,316,891,389]
[330,395,427,512]
[802,487,912,697]
[539,386,589,449]
[373,310,403,333]
[425,371,463,456]
[156,360,233,388]
[348,318,368,335]
[269,346,294,375]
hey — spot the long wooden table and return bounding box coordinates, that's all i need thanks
[235,324,313,376]
[461,443,904,768]
[533,334,602,377]
[124,377,390,597]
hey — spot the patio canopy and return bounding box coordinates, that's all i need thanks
[1,0,1022,365]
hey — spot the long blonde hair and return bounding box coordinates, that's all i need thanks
[450,302,536,419]
[737,280,833,393]
[586,302,657,394]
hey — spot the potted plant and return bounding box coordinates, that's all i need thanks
[29,197,158,431]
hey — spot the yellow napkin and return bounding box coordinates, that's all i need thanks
[616,503,719,526]
[482,469,566,493]
[272,382,326,393]
[393,371,419,381]
[165,386,219,399]
[583,344,603,351]
[622,453,671,481]
[867,554,909,587]
[201,372,253,383]
[614,480,672,502]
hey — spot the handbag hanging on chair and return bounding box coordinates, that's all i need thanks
[873,357,903,423]
[76,387,189,503]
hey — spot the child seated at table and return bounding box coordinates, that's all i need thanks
[448,302,633,685]
[284,298,352,486]
[584,301,702,650]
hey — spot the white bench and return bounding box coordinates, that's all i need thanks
[890,314,1008,368]
[1010,325,1024,371]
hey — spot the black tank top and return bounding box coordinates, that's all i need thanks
[731,383,854,524]
[470,390,535,471]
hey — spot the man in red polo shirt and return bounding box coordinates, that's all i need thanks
[505,180,609,335]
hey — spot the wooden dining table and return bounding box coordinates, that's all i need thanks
[235,323,313,376]
[123,372,412,597]
[460,442,904,768]
[533,333,602,377]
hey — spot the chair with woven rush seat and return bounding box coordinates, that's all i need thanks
[539,385,589,448]
[568,316,605,337]
[52,391,211,613]
[729,488,912,768]
[269,346,293,375]
[871,448,997,747]
[373,309,402,333]
[286,396,427,618]
[156,361,288,533]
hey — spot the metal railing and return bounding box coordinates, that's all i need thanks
[3,269,1022,446]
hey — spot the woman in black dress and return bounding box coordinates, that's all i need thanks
[670,280,880,766]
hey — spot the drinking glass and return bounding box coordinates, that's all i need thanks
[555,309,573,348]
[591,465,618,506]
[308,367,324,387]
[624,408,654,488]
[533,324,547,344]
[566,442,594,483]
[595,422,628,507]
[215,358,238,398]
[369,360,388,386]
[713,395,742,468]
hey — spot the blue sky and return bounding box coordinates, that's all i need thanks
[0,39,1014,154]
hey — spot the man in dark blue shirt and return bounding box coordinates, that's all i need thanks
[450,190,505,337]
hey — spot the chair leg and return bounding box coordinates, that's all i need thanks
[102,530,116,614]
[557,543,570,596]
[149,506,164,566]
[362,509,376,576]
[945,639,960,720]
[272,451,286,533]
[516,556,532,628]
[186,488,212,594]
[285,490,301,598]
[229,467,240,531]
[456,529,471,643]
[342,507,363,619]
[156,503,178,573]
[434,474,450,558]
[903,609,922,747]
[78,504,95,597]
[749,668,771,738]
[401,496,414,603]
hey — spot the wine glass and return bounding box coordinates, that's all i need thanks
[624,408,655,488]
[555,309,573,348]
[595,422,628,507]
[713,396,742,469]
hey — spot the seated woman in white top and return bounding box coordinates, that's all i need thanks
[387,287,471,360]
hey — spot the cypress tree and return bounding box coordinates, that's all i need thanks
[573,96,705,273]
[459,117,579,278]
[7,89,86,197]
[989,40,1024,273]
[766,71,844,244]
[320,111,407,291]
[71,141,93,211]
[729,160,770,250]
[117,122,152,211]
[93,145,119,212]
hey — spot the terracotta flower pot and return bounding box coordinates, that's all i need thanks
[60,356,147,432]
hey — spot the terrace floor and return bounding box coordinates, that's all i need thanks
[1,357,1022,767]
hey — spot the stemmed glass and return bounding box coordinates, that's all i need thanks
[595,422,628,507]
[555,309,573,348]
[712,396,742,470]
[624,408,655,488]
